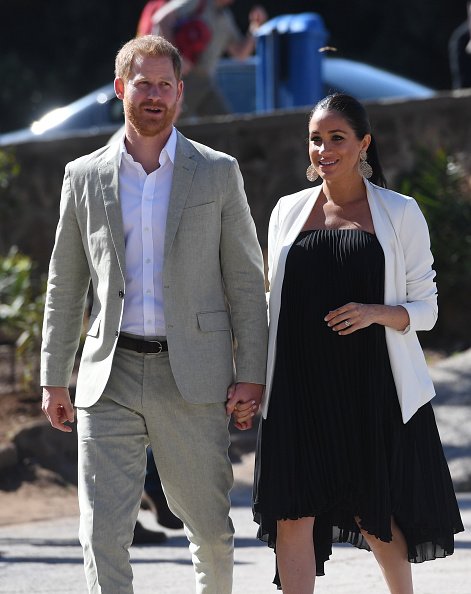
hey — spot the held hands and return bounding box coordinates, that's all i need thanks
[226,382,264,431]
[41,386,75,432]
[325,302,376,335]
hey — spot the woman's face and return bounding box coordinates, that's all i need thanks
[308,108,370,183]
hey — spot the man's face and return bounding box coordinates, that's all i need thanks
[114,54,183,137]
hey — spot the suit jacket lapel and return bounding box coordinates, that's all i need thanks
[98,148,126,279]
[164,132,197,259]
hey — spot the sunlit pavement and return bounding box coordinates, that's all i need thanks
[0,481,469,594]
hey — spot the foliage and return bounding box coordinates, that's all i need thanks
[398,147,471,297]
[0,248,46,391]
[0,150,20,189]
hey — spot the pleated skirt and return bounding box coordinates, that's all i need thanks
[253,229,464,587]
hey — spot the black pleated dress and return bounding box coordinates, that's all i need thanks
[253,229,464,588]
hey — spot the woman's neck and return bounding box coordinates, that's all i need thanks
[322,177,367,206]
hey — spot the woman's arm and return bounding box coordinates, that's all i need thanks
[325,196,437,336]
[398,198,438,332]
[324,303,410,335]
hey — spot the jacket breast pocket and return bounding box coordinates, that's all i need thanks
[197,311,231,332]
[179,201,216,231]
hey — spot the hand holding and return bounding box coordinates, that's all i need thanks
[226,382,264,431]
[42,386,75,432]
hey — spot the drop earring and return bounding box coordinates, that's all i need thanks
[358,150,373,179]
[306,164,319,182]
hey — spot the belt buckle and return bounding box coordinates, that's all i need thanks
[148,340,163,354]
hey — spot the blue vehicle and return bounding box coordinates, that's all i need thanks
[0,58,434,146]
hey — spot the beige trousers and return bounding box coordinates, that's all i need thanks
[76,347,234,594]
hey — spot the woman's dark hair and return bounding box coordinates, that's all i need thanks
[310,93,387,188]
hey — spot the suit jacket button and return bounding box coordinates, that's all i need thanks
[118,290,124,298]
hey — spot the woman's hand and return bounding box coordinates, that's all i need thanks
[325,303,410,334]
[226,382,263,431]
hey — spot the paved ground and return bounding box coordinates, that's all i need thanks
[0,476,469,594]
[0,350,470,593]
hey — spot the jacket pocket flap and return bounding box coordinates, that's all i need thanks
[86,315,101,337]
[197,311,231,332]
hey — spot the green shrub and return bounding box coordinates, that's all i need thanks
[0,149,19,189]
[0,247,46,390]
[397,147,471,348]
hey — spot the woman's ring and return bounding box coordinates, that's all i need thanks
[344,320,351,327]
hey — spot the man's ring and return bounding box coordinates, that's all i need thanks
[344,320,351,327]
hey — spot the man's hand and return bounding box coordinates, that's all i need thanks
[226,382,264,431]
[42,386,75,432]
[248,5,268,34]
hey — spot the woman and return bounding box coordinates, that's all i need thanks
[237,94,464,593]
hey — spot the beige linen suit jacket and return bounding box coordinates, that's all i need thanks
[41,130,268,408]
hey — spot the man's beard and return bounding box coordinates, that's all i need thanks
[124,99,178,137]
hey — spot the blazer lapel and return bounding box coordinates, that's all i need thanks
[365,180,398,306]
[98,149,126,279]
[164,132,197,259]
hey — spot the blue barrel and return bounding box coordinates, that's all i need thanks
[255,13,328,112]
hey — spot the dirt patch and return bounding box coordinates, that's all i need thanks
[0,389,79,526]
[0,391,43,445]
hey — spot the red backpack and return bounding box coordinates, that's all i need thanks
[136,0,211,64]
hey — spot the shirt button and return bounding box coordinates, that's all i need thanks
[145,258,151,264]
[146,289,151,294]
[144,227,150,232]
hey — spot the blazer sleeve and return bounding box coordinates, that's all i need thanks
[398,198,438,332]
[40,165,91,387]
[219,158,268,384]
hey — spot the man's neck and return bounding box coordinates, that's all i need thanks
[124,125,173,175]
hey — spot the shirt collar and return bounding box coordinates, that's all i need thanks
[119,126,177,169]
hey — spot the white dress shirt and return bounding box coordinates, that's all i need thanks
[119,127,177,337]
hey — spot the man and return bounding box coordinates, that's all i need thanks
[150,0,267,117]
[449,1,471,88]
[41,35,267,594]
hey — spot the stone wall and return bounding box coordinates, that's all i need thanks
[1,91,471,346]
[2,90,471,269]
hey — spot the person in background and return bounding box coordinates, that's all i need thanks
[142,445,184,530]
[449,1,471,88]
[41,34,268,593]
[131,444,183,545]
[234,93,464,593]
[149,0,267,117]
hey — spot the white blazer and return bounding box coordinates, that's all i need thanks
[262,179,438,423]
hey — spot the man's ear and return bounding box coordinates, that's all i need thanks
[177,79,184,103]
[114,77,125,100]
